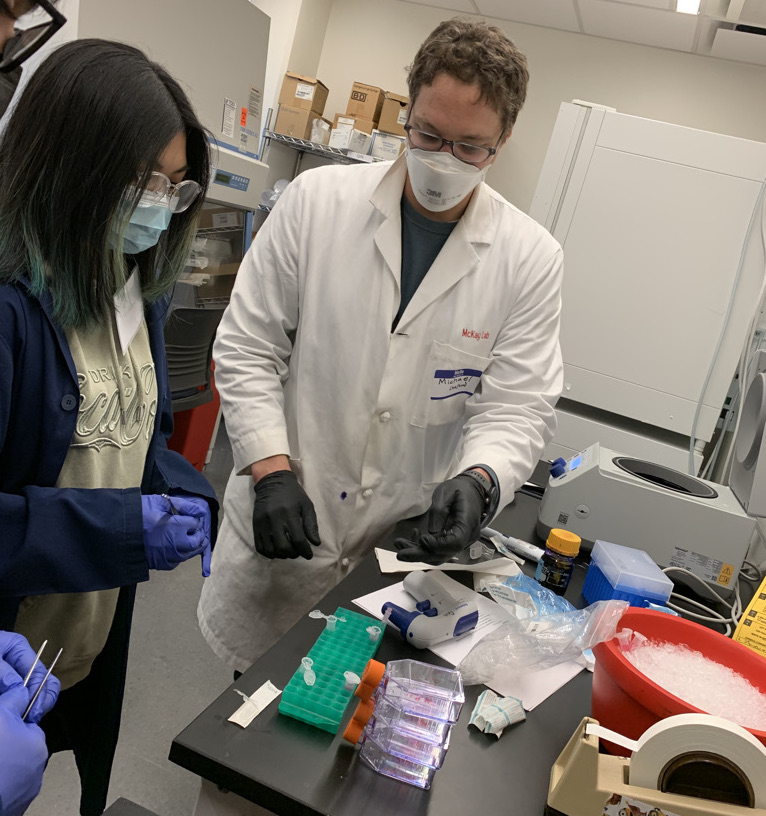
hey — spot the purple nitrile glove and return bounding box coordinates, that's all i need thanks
[0,631,59,724]
[0,683,49,816]
[141,494,211,576]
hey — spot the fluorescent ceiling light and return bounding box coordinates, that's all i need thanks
[676,0,701,13]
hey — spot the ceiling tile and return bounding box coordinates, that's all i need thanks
[396,0,479,13]
[711,26,766,64]
[741,0,766,26]
[578,0,699,50]
[609,0,673,9]
[475,0,581,32]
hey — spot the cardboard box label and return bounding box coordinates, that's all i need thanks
[370,130,406,160]
[397,109,408,126]
[210,212,240,228]
[295,82,315,101]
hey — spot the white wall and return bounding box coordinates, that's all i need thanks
[248,0,302,131]
[317,0,766,214]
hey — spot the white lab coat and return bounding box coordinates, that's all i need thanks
[198,155,563,672]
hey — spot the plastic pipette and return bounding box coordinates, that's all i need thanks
[481,527,545,563]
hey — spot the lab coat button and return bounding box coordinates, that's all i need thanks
[61,394,77,411]
[341,558,350,568]
[362,488,373,499]
[380,411,391,422]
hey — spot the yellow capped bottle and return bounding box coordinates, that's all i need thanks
[534,529,581,596]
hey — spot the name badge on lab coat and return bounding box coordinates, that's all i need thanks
[430,368,482,400]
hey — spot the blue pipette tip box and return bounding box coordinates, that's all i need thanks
[582,539,673,607]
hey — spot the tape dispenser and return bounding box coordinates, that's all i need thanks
[546,713,766,816]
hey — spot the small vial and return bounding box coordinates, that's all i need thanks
[343,671,361,691]
[366,625,381,642]
[534,529,581,596]
[300,657,316,686]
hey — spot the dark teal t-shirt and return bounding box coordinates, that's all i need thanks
[393,196,457,330]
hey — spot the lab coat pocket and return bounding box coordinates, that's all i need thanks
[411,341,492,429]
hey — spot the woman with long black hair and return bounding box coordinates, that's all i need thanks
[0,39,218,815]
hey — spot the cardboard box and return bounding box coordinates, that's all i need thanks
[278,71,329,115]
[331,113,375,135]
[328,125,372,154]
[378,92,409,137]
[274,105,330,141]
[369,129,406,160]
[345,81,385,122]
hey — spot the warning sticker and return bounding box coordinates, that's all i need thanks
[733,576,766,657]
[668,546,735,587]
[221,97,236,139]
[248,86,262,119]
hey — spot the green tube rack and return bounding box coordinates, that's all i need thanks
[278,606,383,733]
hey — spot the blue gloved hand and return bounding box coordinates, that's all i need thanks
[141,494,212,576]
[0,632,59,725]
[0,684,49,816]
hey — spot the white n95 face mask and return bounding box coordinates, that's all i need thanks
[405,147,489,213]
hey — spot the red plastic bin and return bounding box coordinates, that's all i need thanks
[592,608,766,751]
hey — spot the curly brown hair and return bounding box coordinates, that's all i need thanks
[407,18,529,132]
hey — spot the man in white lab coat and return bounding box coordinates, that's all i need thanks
[198,17,564,672]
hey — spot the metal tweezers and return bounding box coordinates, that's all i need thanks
[21,639,63,721]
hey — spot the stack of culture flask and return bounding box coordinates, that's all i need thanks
[343,658,465,789]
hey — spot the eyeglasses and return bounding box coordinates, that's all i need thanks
[0,0,66,73]
[133,171,201,214]
[404,124,501,166]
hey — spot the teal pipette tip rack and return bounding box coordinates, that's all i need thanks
[278,606,382,733]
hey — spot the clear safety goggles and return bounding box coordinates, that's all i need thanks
[133,171,201,214]
[0,0,66,73]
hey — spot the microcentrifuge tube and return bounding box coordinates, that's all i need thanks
[299,657,316,686]
[344,671,361,691]
[308,610,346,627]
[366,625,381,642]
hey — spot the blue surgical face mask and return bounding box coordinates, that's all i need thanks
[115,202,173,254]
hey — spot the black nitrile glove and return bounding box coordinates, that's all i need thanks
[252,470,321,560]
[395,474,485,565]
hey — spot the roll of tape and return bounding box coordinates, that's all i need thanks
[630,713,766,808]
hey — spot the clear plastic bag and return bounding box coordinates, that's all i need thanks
[458,597,628,686]
[311,118,330,145]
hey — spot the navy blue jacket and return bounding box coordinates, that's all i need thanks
[0,279,218,624]
[0,279,219,815]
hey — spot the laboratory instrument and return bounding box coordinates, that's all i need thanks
[482,527,544,562]
[534,529,581,596]
[537,443,755,590]
[531,101,766,469]
[382,570,478,649]
[22,646,62,721]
